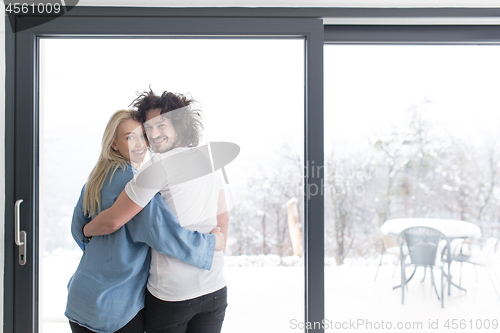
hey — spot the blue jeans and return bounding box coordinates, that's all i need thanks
[145,287,227,333]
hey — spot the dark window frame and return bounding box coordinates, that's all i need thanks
[4,7,324,333]
[5,6,500,333]
[324,24,500,44]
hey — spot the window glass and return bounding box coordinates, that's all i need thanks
[325,45,500,328]
[40,38,304,332]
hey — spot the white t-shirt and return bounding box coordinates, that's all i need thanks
[125,146,226,301]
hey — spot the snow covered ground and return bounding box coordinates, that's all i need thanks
[41,252,500,333]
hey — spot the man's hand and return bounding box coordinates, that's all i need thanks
[211,227,225,252]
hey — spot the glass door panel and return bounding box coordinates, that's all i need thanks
[40,38,304,333]
[325,44,500,329]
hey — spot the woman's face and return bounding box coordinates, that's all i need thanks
[111,118,147,167]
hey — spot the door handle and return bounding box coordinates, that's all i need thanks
[15,199,26,265]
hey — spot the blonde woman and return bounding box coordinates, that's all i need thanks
[66,110,223,333]
[84,91,229,333]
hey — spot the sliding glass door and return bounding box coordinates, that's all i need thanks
[4,11,324,333]
[39,37,305,333]
[324,28,500,330]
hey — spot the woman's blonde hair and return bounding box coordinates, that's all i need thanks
[82,109,141,217]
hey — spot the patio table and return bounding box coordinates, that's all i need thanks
[381,218,481,240]
[381,218,482,295]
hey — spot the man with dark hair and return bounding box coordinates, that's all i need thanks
[84,89,229,333]
[131,89,204,149]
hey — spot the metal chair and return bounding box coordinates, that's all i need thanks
[374,234,408,281]
[396,226,451,308]
[452,236,500,301]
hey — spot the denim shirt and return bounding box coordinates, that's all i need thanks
[65,164,215,333]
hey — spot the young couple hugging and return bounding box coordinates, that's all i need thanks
[66,89,229,333]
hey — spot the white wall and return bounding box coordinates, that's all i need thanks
[77,0,500,7]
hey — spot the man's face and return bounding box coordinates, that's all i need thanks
[144,108,179,153]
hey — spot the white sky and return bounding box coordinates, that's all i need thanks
[40,38,305,193]
[40,40,500,212]
[40,40,500,223]
[325,44,500,157]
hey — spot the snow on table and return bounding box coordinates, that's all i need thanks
[381,218,482,239]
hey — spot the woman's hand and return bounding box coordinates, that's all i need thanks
[211,227,225,252]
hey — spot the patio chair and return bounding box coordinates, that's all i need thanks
[452,236,500,302]
[396,226,450,308]
[374,234,408,281]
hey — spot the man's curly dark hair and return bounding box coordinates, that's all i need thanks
[130,88,203,147]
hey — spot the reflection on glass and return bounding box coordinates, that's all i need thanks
[40,38,304,332]
[325,45,500,329]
